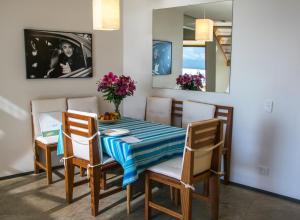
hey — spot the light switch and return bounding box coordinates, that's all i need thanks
[264,100,273,113]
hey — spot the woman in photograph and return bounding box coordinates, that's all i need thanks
[26,38,51,78]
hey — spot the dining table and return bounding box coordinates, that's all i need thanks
[57,117,186,186]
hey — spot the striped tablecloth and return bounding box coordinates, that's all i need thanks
[58,117,186,186]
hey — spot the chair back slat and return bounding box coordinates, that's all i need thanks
[193,138,216,150]
[181,119,223,184]
[68,128,90,138]
[192,128,217,140]
[171,101,183,127]
[68,121,89,129]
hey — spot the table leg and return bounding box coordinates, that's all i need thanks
[126,184,132,214]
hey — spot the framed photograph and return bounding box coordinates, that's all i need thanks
[152,40,172,75]
[24,29,92,79]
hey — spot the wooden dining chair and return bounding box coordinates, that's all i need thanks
[145,97,172,125]
[172,100,233,185]
[67,96,99,178]
[62,110,131,216]
[171,100,217,199]
[145,119,223,220]
[31,98,67,184]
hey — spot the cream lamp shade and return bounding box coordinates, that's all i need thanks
[195,19,214,42]
[93,0,120,31]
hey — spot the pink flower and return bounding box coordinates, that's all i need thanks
[176,73,204,91]
[97,72,136,103]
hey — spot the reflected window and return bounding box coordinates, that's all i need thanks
[182,46,206,76]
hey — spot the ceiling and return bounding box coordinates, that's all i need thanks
[183,1,233,21]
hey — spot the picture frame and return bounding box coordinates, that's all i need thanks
[152,40,172,75]
[24,29,92,79]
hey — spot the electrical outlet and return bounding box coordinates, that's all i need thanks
[264,100,273,113]
[257,166,270,176]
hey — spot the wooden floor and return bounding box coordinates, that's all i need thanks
[0,168,300,220]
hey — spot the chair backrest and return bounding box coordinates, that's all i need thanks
[171,99,233,157]
[31,98,67,138]
[145,97,172,125]
[182,101,216,128]
[181,119,223,183]
[62,110,103,165]
[67,96,99,115]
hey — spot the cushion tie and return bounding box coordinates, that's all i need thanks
[180,181,196,191]
[60,156,74,166]
[87,163,102,179]
[184,140,224,152]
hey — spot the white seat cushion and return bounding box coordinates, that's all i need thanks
[103,154,115,164]
[182,101,216,128]
[36,136,58,144]
[148,156,182,180]
[67,96,99,115]
[148,149,214,180]
[146,97,172,125]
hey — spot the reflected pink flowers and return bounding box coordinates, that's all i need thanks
[176,73,204,91]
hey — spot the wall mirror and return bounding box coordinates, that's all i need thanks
[152,1,233,93]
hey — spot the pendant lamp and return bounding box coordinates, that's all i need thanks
[195,7,213,41]
[93,0,120,31]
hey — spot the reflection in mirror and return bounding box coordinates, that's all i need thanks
[152,1,233,93]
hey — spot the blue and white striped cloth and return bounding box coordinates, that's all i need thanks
[58,117,186,186]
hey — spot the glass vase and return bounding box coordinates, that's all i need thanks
[114,101,121,119]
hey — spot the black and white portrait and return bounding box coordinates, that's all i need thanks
[24,29,92,79]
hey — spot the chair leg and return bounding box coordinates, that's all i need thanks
[90,166,101,217]
[170,186,174,201]
[65,159,74,204]
[181,187,192,220]
[45,148,52,184]
[100,171,107,190]
[34,144,40,174]
[223,152,231,184]
[79,167,85,177]
[203,179,209,196]
[174,188,180,207]
[145,173,151,220]
[127,184,132,214]
[209,175,219,220]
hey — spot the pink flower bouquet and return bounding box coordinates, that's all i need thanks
[97,72,136,114]
[176,73,204,91]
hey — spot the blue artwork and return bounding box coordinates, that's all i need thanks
[152,40,172,75]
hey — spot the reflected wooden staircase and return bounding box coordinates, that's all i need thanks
[214,21,232,66]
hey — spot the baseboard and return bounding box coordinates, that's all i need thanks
[0,165,64,181]
[224,180,300,204]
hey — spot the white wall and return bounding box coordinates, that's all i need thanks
[123,0,300,200]
[215,43,230,92]
[0,0,122,177]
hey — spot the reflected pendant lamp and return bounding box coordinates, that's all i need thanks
[93,0,120,30]
[195,19,214,42]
